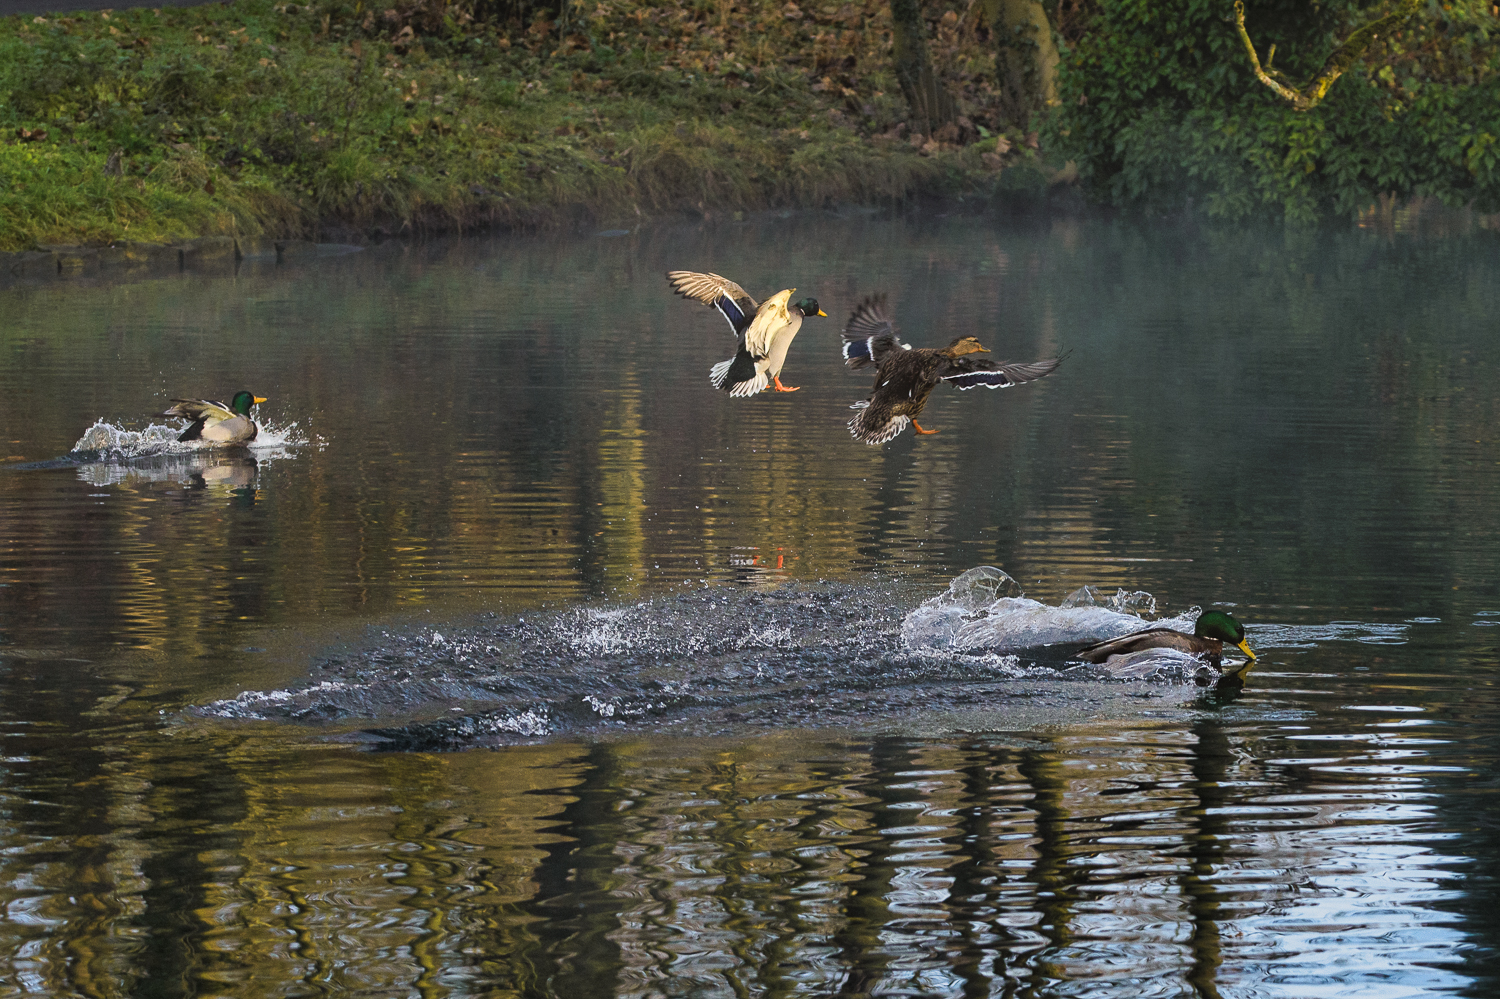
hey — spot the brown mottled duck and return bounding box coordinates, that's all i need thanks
[841,295,1062,445]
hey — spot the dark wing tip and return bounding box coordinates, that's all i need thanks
[842,294,902,368]
[946,355,1064,387]
[842,293,893,335]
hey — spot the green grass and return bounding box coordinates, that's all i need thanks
[0,1,1039,251]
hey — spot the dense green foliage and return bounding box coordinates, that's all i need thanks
[0,1,1042,251]
[7,0,1500,244]
[1049,0,1500,221]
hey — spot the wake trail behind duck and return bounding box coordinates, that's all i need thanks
[188,566,1409,749]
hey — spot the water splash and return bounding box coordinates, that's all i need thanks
[70,417,308,460]
[189,574,1216,748]
[1060,584,1159,618]
[1069,647,1222,685]
[72,419,198,458]
[62,418,311,486]
[189,568,1416,747]
[899,566,1197,652]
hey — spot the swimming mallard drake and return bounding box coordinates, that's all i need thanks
[1075,610,1257,672]
[160,391,267,445]
[842,295,1062,445]
[666,270,826,397]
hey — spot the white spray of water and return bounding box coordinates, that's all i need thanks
[68,418,315,487]
[901,566,1198,652]
[71,417,310,458]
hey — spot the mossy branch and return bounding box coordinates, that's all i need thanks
[1233,0,1422,111]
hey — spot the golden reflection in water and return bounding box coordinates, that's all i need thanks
[595,366,648,598]
[6,215,1500,658]
[1,208,1497,999]
[0,716,1471,997]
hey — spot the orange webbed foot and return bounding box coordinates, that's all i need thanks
[772,375,800,392]
[912,421,940,435]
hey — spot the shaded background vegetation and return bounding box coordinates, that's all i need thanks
[1050,0,1500,221]
[0,0,1060,249]
[4,0,1500,247]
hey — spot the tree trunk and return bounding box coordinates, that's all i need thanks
[984,0,1059,128]
[890,0,955,138]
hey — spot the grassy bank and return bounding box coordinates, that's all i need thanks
[0,0,1059,251]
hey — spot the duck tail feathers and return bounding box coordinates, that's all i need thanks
[710,346,767,397]
[709,361,769,397]
[847,411,910,445]
[709,357,735,390]
[726,372,770,397]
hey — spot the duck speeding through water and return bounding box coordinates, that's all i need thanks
[666,270,825,397]
[1075,610,1257,679]
[841,295,1062,445]
[160,391,267,445]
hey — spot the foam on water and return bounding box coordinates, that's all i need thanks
[900,566,1198,652]
[189,567,1414,747]
[71,417,309,459]
[64,418,312,486]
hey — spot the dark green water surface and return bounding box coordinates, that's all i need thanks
[1,209,1498,997]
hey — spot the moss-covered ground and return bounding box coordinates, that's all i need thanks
[0,1,1056,251]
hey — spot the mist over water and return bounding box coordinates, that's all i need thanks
[2,209,1499,996]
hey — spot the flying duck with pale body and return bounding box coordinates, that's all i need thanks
[667,270,825,397]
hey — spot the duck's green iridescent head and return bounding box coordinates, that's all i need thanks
[1195,610,1255,659]
[231,391,267,416]
[793,297,827,318]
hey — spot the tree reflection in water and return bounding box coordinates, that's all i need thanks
[0,210,1496,995]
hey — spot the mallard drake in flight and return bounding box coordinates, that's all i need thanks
[1074,610,1257,672]
[842,295,1062,445]
[667,270,826,397]
[160,391,267,445]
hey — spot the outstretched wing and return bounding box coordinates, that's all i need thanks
[841,294,910,369]
[939,356,1063,391]
[666,270,759,336]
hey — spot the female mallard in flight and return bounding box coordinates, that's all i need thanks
[160,391,267,445]
[666,270,826,397]
[841,295,1062,445]
[1075,610,1257,672]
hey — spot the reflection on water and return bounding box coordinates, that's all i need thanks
[2,211,1500,996]
[4,215,1499,653]
[0,675,1485,997]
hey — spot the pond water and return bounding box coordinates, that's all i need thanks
[1,208,1498,997]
